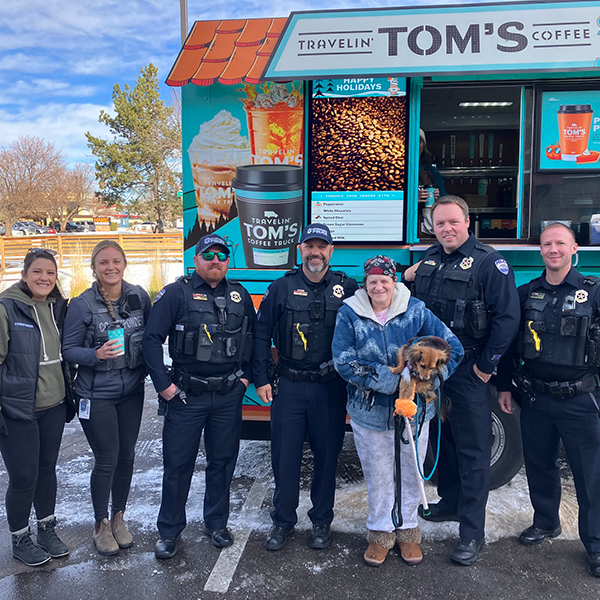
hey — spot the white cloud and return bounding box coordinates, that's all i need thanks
[0,102,113,164]
[0,78,98,104]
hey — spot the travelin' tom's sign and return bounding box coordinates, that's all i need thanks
[264,0,600,81]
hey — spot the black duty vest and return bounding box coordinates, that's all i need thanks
[0,297,67,421]
[520,275,600,368]
[168,277,252,366]
[276,269,347,365]
[414,241,495,346]
[80,285,145,371]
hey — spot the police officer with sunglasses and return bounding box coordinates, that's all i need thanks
[142,234,256,559]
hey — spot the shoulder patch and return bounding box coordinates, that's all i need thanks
[495,259,510,275]
[154,288,166,302]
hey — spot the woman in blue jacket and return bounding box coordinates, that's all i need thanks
[332,256,463,567]
[0,249,75,567]
[63,240,150,556]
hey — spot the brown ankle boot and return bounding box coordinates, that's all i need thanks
[364,530,395,567]
[396,526,423,564]
[111,511,133,549]
[93,518,119,556]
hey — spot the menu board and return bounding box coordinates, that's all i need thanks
[309,77,407,243]
[537,88,600,173]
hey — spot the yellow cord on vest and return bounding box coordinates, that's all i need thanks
[527,320,541,351]
[204,324,213,344]
[296,323,307,351]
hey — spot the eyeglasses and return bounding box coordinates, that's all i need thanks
[28,247,57,257]
[200,251,228,262]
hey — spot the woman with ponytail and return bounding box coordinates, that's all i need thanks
[0,248,75,567]
[62,240,151,556]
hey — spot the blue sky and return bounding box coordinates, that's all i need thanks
[0,0,498,165]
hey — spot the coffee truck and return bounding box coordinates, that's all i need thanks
[167,0,600,488]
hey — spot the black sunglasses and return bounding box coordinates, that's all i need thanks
[200,251,228,262]
[28,247,57,257]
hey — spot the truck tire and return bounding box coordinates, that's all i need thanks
[424,383,524,490]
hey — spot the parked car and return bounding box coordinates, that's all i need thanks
[132,221,156,232]
[0,223,5,236]
[65,221,85,233]
[20,221,56,235]
[12,222,37,236]
[79,220,96,232]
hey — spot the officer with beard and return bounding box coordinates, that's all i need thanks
[253,224,359,551]
[143,234,256,559]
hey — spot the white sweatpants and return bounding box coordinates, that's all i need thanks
[351,418,430,533]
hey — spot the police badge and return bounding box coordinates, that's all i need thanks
[332,284,344,299]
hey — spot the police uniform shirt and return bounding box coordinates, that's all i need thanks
[498,268,600,389]
[253,267,359,388]
[415,233,520,374]
[143,272,256,393]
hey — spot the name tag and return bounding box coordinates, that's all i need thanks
[79,398,91,420]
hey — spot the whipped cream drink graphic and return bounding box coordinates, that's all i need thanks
[188,109,251,223]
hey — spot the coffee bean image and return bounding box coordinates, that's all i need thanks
[310,96,406,192]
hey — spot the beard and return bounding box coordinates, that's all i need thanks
[303,255,329,275]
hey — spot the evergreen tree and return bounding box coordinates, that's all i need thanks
[86,64,182,224]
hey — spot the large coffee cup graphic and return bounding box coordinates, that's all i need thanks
[233,165,303,269]
[558,104,593,161]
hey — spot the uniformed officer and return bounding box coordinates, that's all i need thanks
[142,234,256,559]
[497,222,600,577]
[404,195,520,565]
[254,224,359,551]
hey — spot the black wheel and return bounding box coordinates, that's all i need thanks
[424,382,524,490]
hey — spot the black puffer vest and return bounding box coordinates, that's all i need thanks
[0,297,68,420]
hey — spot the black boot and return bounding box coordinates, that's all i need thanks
[37,517,69,558]
[12,528,51,567]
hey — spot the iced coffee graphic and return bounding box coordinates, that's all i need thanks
[544,104,599,165]
[558,104,593,161]
[188,110,251,224]
[241,83,304,167]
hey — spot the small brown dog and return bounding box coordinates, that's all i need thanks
[389,336,451,417]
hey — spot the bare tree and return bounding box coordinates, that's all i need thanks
[44,163,97,231]
[0,136,66,235]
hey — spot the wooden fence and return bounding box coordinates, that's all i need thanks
[0,232,183,270]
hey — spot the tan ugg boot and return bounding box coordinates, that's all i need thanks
[111,511,133,549]
[364,530,395,567]
[93,518,119,556]
[396,526,423,564]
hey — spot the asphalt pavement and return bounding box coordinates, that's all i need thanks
[0,383,597,600]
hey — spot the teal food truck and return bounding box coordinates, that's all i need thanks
[167,0,600,487]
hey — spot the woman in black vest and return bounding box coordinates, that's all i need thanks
[0,248,75,567]
[62,240,151,556]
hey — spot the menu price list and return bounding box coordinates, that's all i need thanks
[311,191,404,242]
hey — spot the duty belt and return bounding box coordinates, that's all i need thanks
[463,347,483,362]
[279,361,336,384]
[532,372,600,400]
[174,368,244,396]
